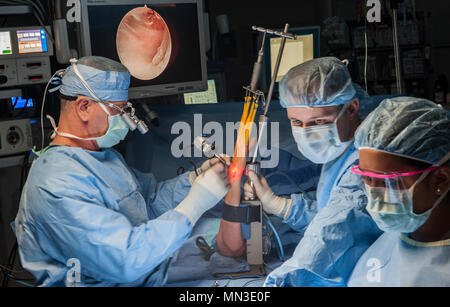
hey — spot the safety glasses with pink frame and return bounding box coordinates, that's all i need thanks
[351,164,439,190]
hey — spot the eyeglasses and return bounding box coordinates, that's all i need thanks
[351,164,439,190]
[350,165,439,179]
[107,101,148,134]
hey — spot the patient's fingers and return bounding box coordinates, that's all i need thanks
[243,181,253,193]
[243,181,255,200]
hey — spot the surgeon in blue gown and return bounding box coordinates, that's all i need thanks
[347,97,450,286]
[241,57,383,286]
[13,56,230,286]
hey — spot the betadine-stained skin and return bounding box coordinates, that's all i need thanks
[116,5,172,80]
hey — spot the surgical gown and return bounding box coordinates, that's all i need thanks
[14,146,193,286]
[284,143,357,231]
[265,142,382,286]
[348,232,450,287]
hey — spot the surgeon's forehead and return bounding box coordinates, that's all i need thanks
[287,105,340,120]
[359,149,424,173]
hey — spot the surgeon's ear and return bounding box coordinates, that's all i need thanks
[347,99,359,119]
[74,97,94,122]
[430,167,450,197]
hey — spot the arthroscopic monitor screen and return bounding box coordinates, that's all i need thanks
[87,3,203,89]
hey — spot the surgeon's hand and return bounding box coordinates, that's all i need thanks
[189,154,231,184]
[244,171,293,219]
[176,163,230,225]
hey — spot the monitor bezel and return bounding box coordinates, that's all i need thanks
[80,0,208,99]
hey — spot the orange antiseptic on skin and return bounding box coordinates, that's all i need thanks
[228,163,245,182]
[234,96,258,158]
[228,95,259,182]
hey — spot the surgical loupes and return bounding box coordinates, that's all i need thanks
[120,102,149,134]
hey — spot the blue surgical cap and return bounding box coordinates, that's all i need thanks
[279,57,356,108]
[352,82,377,120]
[355,96,450,165]
[59,56,131,102]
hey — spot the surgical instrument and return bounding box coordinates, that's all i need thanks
[195,236,215,261]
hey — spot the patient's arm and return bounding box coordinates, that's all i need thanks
[217,157,246,257]
[217,98,258,257]
[217,134,248,257]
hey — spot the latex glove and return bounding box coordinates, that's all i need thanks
[244,171,293,219]
[189,154,231,185]
[175,163,230,225]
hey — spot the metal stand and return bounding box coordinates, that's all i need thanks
[215,24,295,279]
[241,163,265,276]
[214,163,265,279]
[214,198,265,278]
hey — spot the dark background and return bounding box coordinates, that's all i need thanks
[204,0,450,103]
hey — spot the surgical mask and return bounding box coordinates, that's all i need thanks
[359,157,450,233]
[95,103,130,148]
[291,103,352,164]
[48,102,129,148]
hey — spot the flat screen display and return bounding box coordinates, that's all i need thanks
[0,31,12,55]
[87,3,202,89]
[17,29,48,54]
[11,96,34,109]
[184,80,218,104]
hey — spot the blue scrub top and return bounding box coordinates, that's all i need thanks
[283,142,360,232]
[265,142,382,286]
[317,142,357,210]
[14,146,194,286]
[348,232,450,287]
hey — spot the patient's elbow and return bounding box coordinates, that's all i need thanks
[217,233,246,257]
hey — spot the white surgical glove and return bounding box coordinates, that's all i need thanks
[189,154,231,185]
[176,163,230,225]
[244,171,293,219]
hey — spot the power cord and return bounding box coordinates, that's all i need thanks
[0,267,34,287]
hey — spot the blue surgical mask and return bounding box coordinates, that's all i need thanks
[365,173,450,233]
[94,103,129,148]
[291,104,352,164]
[47,103,129,149]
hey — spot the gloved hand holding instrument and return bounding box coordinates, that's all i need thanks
[244,171,293,219]
[189,154,231,184]
[175,162,230,225]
